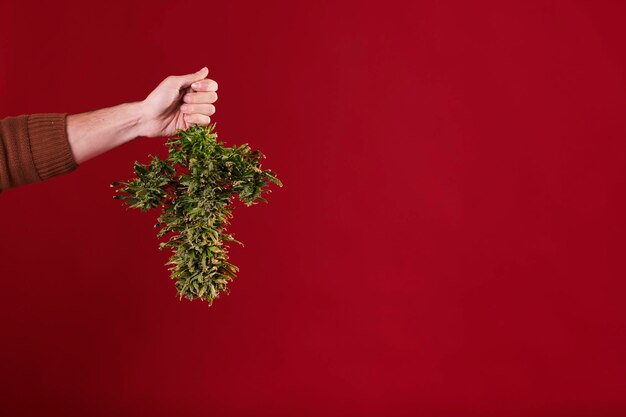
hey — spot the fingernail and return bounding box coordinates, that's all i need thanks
[191,82,200,89]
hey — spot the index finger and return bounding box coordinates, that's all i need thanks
[191,79,218,92]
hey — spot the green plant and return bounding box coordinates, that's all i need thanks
[111,123,282,305]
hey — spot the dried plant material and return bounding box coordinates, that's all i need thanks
[112,124,282,305]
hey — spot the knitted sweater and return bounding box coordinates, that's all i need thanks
[0,113,78,192]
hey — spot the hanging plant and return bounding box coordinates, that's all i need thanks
[112,123,282,305]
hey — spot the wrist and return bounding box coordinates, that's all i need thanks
[135,99,165,139]
[123,101,147,143]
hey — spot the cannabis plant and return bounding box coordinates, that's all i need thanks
[112,123,282,305]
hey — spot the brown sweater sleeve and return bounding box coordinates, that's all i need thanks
[0,113,78,191]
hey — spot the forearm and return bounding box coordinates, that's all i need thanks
[67,101,145,164]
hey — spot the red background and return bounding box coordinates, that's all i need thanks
[2,1,626,415]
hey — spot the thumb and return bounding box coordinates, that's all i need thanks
[172,67,209,88]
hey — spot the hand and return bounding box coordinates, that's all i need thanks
[139,67,218,137]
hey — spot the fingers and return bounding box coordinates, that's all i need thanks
[181,102,215,127]
[184,113,211,126]
[180,103,215,116]
[191,79,218,92]
[168,66,218,127]
[183,91,218,104]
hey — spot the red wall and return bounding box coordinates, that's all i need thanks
[2,1,626,416]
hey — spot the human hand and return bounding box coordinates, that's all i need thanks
[139,67,218,137]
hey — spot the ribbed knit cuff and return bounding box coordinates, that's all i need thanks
[27,113,78,181]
